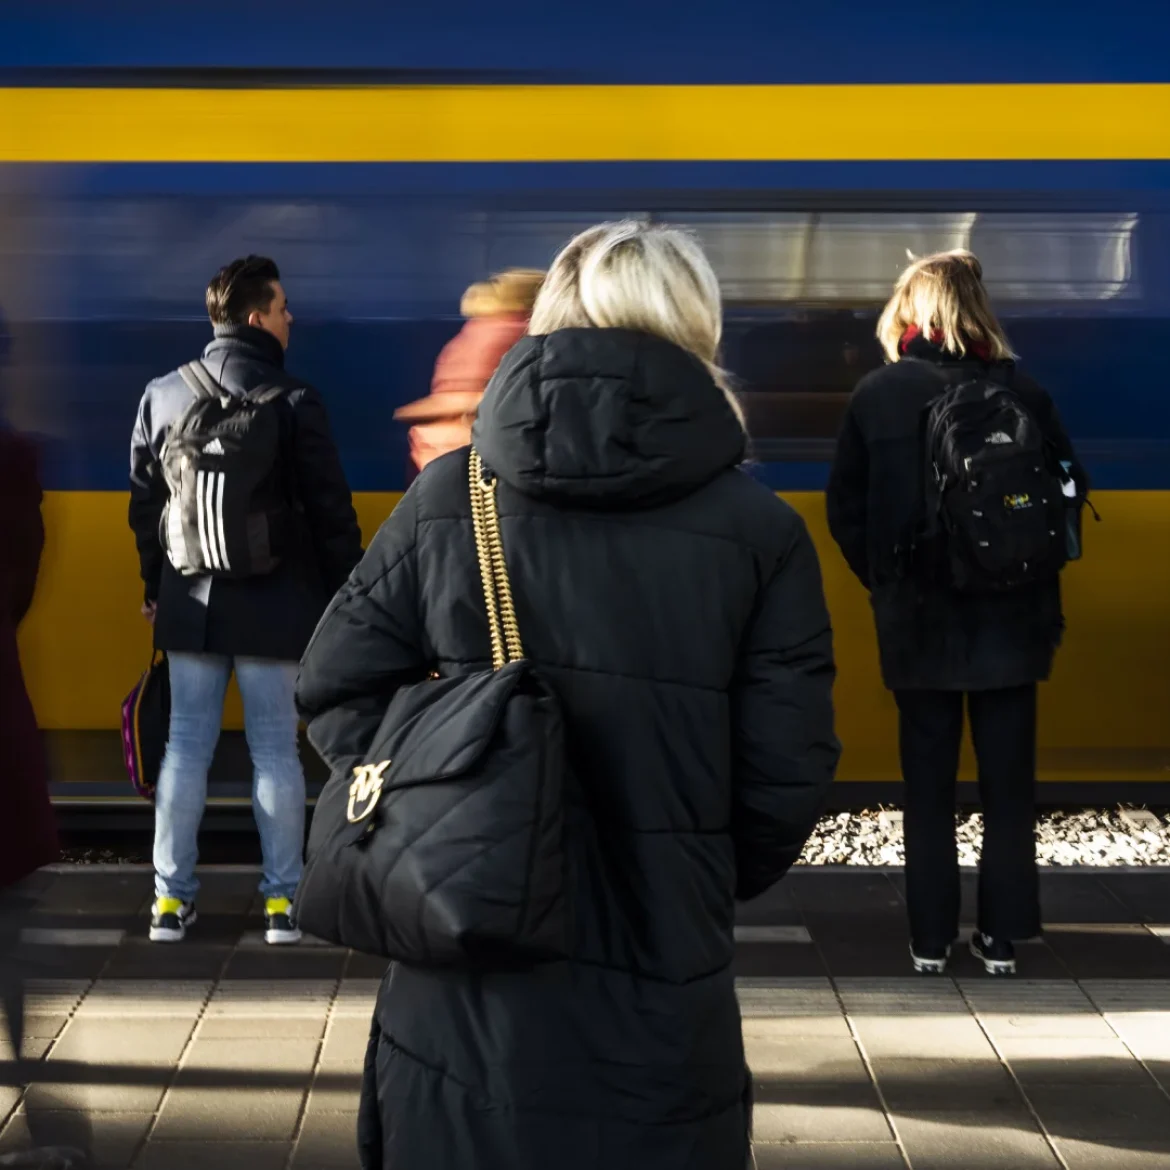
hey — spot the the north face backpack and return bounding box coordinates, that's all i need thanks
[917,369,1068,592]
[159,360,292,578]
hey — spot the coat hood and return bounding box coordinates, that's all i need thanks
[472,328,746,508]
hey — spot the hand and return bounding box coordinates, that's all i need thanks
[141,601,157,625]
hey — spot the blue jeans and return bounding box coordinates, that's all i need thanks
[154,653,305,904]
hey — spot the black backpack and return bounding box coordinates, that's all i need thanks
[159,360,292,578]
[916,367,1068,592]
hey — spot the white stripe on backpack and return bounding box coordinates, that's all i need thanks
[213,470,230,570]
[196,470,213,570]
[195,470,230,571]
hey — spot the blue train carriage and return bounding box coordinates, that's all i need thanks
[1,0,1168,806]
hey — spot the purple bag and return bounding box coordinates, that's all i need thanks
[121,652,170,800]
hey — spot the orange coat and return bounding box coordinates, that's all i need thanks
[397,314,528,473]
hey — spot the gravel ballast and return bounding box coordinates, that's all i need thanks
[797,807,1170,866]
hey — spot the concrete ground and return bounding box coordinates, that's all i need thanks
[1,865,1169,1168]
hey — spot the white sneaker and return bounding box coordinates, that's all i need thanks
[263,897,302,946]
[909,942,951,974]
[149,897,197,943]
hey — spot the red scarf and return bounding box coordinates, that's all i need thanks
[900,324,991,361]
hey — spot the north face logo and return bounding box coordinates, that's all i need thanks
[985,431,1013,445]
[202,438,225,456]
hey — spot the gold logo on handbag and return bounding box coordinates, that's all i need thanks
[347,761,390,824]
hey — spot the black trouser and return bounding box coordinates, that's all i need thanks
[894,685,1041,949]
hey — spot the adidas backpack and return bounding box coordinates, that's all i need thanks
[159,360,293,578]
[917,368,1068,592]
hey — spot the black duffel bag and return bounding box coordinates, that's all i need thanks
[295,449,569,965]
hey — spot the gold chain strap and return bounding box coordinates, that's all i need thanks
[469,448,524,671]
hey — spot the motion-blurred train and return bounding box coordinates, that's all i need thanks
[2,0,1168,808]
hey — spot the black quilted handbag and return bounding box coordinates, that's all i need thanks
[295,449,569,965]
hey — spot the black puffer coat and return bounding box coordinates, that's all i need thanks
[129,325,362,661]
[296,328,839,1170]
[826,334,1085,692]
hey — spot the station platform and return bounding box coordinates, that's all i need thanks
[1,865,1169,1168]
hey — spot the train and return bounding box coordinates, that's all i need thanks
[2,0,1168,808]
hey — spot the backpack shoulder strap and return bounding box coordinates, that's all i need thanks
[246,383,290,405]
[178,360,222,400]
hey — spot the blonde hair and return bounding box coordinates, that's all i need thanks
[876,249,1016,363]
[461,268,545,318]
[528,220,745,427]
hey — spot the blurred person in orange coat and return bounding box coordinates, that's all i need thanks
[396,269,544,475]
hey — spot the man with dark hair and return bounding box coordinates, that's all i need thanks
[129,256,362,945]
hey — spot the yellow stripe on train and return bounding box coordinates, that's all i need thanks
[2,85,1170,162]
[18,490,1170,783]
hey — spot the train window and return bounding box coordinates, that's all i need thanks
[970,213,1138,302]
[677,211,1139,305]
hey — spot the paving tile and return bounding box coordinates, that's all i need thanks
[205,980,335,1018]
[811,932,916,978]
[0,1087,22,1120]
[15,975,89,1007]
[995,1035,1156,1084]
[1056,1138,1170,1169]
[735,882,804,927]
[24,1019,192,1114]
[1099,873,1170,924]
[292,1111,361,1169]
[19,1015,71,1039]
[735,944,828,978]
[51,1018,196,1063]
[1083,980,1170,1014]
[304,1073,363,1114]
[332,980,380,1018]
[959,980,1116,1040]
[742,1013,853,1041]
[320,1019,373,1069]
[151,1085,307,1141]
[33,876,148,917]
[13,948,111,980]
[0,1036,52,1061]
[23,1073,168,1116]
[850,1016,997,1061]
[221,949,348,980]
[102,940,232,980]
[753,1086,892,1143]
[738,977,836,1011]
[198,1015,329,1040]
[1036,875,1133,923]
[787,872,902,915]
[1023,1084,1170,1142]
[76,980,211,1018]
[341,951,391,979]
[178,1037,320,1086]
[20,928,127,947]
[837,978,967,1016]
[753,1143,906,1169]
[869,1059,1021,1111]
[189,872,262,917]
[893,1110,1059,1168]
[133,1140,293,1170]
[747,1036,869,1085]
[1044,931,1170,979]
[0,1109,151,1169]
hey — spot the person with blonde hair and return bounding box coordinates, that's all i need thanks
[297,221,839,1169]
[828,249,1086,977]
[395,268,545,475]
